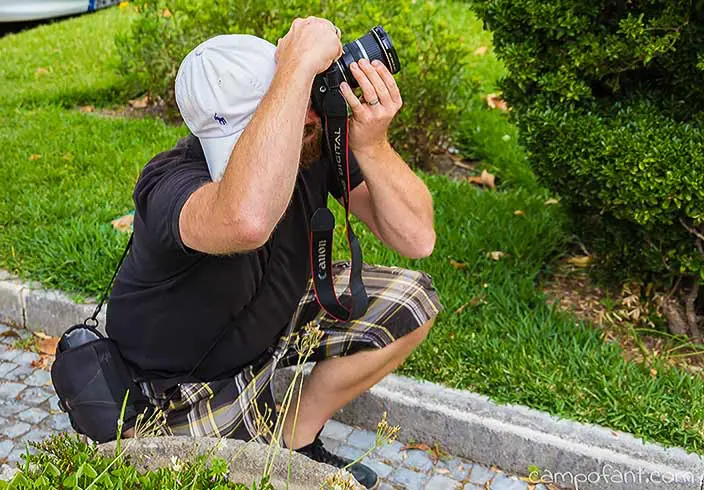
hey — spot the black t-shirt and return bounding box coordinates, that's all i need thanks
[106,134,363,382]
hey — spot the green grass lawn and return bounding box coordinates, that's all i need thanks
[2,4,704,456]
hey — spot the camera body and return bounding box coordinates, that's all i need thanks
[311,25,400,117]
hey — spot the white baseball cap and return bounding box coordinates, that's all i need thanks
[175,34,277,181]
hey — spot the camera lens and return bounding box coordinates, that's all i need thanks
[336,26,400,89]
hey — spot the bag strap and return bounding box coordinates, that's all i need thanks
[84,234,133,328]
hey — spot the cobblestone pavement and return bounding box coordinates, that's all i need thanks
[0,323,545,489]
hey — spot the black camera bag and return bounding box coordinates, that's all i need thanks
[50,235,149,443]
[51,323,148,443]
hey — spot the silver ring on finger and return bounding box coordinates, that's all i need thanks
[367,98,380,106]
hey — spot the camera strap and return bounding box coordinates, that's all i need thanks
[84,234,133,328]
[310,75,369,321]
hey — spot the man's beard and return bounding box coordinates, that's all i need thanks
[300,119,322,168]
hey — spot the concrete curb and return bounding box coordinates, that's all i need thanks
[1,269,703,490]
[275,370,704,490]
[0,269,105,336]
[98,436,359,490]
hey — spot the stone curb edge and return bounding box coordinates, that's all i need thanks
[1,269,703,490]
[0,269,106,337]
[275,371,704,490]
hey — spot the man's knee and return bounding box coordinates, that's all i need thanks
[401,318,434,346]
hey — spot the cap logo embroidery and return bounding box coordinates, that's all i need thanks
[213,113,227,126]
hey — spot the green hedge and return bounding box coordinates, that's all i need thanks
[468,0,704,285]
[117,0,478,168]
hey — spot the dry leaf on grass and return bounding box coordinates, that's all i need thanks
[467,170,496,189]
[486,93,508,111]
[449,259,467,269]
[544,198,559,205]
[38,336,59,355]
[513,210,525,216]
[129,95,150,109]
[112,214,134,233]
[162,8,172,17]
[454,303,470,315]
[474,46,488,56]
[35,67,49,76]
[28,154,41,161]
[79,105,95,113]
[566,255,591,268]
[488,251,505,261]
[454,295,486,315]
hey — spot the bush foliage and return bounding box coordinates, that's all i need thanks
[468,0,704,284]
[117,0,477,168]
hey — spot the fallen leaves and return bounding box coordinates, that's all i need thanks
[35,67,49,76]
[513,210,525,216]
[544,198,559,206]
[162,8,172,17]
[112,214,134,233]
[79,105,95,113]
[128,95,150,109]
[566,255,592,268]
[28,154,41,161]
[467,170,496,189]
[33,331,59,370]
[487,251,505,261]
[474,46,488,56]
[38,337,59,355]
[486,93,508,111]
[400,442,446,464]
[2,330,57,370]
[449,259,467,270]
[31,356,52,370]
[454,295,487,315]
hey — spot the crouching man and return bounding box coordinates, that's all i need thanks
[107,17,442,489]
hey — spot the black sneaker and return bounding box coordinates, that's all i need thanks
[296,436,379,489]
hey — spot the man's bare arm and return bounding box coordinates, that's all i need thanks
[339,59,435,259]
[179,17,342,255]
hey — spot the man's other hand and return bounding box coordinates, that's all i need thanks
[275,17,343,77]
[339,59,403,153]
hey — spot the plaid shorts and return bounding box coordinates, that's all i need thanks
[141,262,442,442]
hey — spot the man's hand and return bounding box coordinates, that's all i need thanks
[339,59,403,153]
[180,19,343,255]
[275,17,343,77]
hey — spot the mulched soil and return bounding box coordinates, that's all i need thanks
[542,261,704,376]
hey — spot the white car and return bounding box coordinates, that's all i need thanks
[0,0,120,22]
